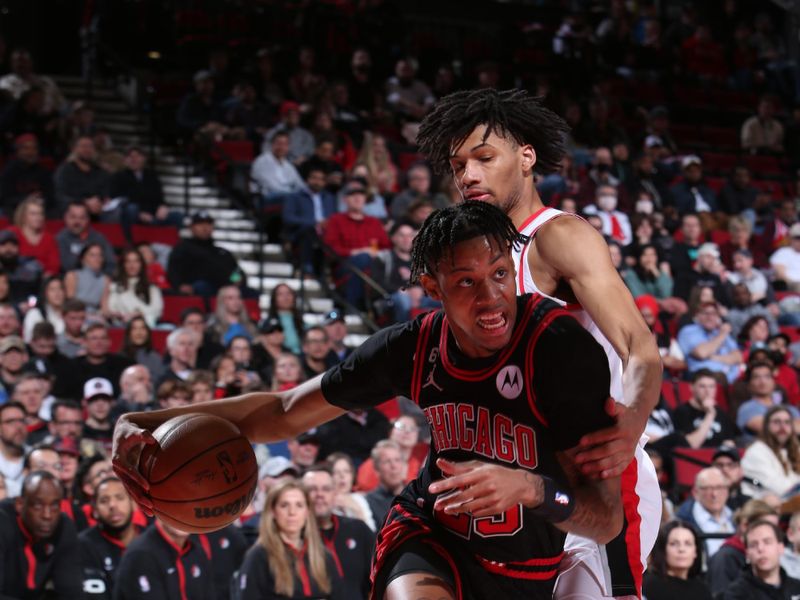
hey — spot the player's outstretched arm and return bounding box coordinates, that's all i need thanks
[112,376,345,508]
[535,217,662,478]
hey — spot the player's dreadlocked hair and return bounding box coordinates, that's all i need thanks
[416,88,570,175]
[410,201,528,284]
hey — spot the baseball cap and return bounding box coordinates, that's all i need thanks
[53,436,80,457]
[712,446,740,463]
[83,377,114,401]
[280,100,300,116]
[790,222,800,238]
[323,310,345,325]
[258,317,283,334]
[681,154,702,169]
[0,336,25,354]
[644,135,664,148]
[0,230,19,245]
[191,210,215,224]
[296,429,320,445]
[343,180,367,196]
[697,242,720,258]
[259,456,300,479]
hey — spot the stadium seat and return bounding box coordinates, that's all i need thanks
[151,330,169,354]
[672,447,717,491]
[398,152,425,172]
[214,140,255,163]
[161,295,206,325]
[0,217,8,229]
[45,220,64,235]
[661,379,691,410]
[709,230,730,246]
[108,327,125,353]
[745,155,782,177]
[132,225,180,247]
[92,223,127,249]
[780,325,800,343]
[702,152,739,172]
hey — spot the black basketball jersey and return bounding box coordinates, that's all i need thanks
[323,293,612,569]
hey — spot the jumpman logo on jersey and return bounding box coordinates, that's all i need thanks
[422,363,444,392]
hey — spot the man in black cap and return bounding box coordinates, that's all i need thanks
[323,310,351,363]
[0,228,42,304]
[251,316,285,386]
[167,211,245,297]
[712,445,752,511]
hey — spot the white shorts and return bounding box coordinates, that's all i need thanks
[554,438,661,599]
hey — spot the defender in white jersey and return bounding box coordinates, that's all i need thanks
[417,89,664,598]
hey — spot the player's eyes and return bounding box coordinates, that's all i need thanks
[495,268,508,278]
[478,155,493,162]
[457,278,473,287]
[450,163,464,174]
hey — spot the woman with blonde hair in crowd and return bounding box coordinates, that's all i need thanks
[355,131,398,196]
[11,195,60,275]
[207,284,258,346]
[237,480,344,599]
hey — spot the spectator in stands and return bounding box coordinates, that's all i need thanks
[347,48,378,119]
[727,283,778,340]
[250,317,285,386]
[636,294,687,372]
[322,310,351,363]
[64,242,110,314]
[327,452,373,527]
[56,201,115,274]
[0,335,28,401]
[237,481,342,599]
[736,362,800,440]
[729,249,776,306]
[677,466,735,557]
[0,228,42,306]
[176,70,227,141]
[136,241,168,290]
[206,284,258,345]
[642,520,710,600]
[13,373,47,444]
[584,183,632,245]
[114,364,156,419]
[48,400,83,443]
[178,307,222,370]
[223,80,273,143]
[298,136,343,188]
[355,132,398,196]
[670,213,703,293]
[770,222,800,292]
[670,155,718,220]
[109,146,182,228]
[0,49,65,113]
[264,100,315,165]
[385,57,434,124]
[281,167,336,278]
[363,440,407,527]
[58,323,132,398]
[720,216,769,270]
[225,335,262,387]
[120,316,165,382]
[11,195,59,275]
[317,407,390,468]
[56,298,85,358]
[712,446,752,511]
[0,303,20,338]
[678,300,743,384]
[156,380,192,409]
[251,130,306,208]
[357,415,422,492]
[763,198,798,252]
[783,512,800,579]
[739,316,774,357]
[0,401,26,497]
[676,242,730,305]
[719,167,758,220]
[724,520,800,599]
[0,273,10,307]
[389,163,448,223]
[302,466,374,600]
[53,136,110,214]
[741,405,800,498]
[167,210,245,297]
[345,169,389,221]
[184,370,212,404]
[0,86,60,153]
[79,377,113,450]
[0,471,82,597]
[300,326,335,379]
[707,499,779,596]
[160,327,199,384]
[672,369,739,448]
[288,45,327,106]
[0,134,54,216]
[741,95,785,154]
[624,242,674,299]
[107,248,163,327]
[270,352,305,392]
[323,179,390,309]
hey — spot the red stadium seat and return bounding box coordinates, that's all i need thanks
[0,217,8,229]
[702,152,739,172]
[661,379,691,410]
[108,327,125,353]
[672,448,717,491]
[151,330,169,354]
[705,177,726,193]
[45,220,64,235]
[709,230,730,246]
[161,295,206,325]
[398,152,425,172]
[132,225,180,247]
[214,140,255,163]
[209,297,261,323]
[780,325,800,343]
[745,155,782,177]
[92,223,127,249]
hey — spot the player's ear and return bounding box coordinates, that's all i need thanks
[520,144,536,175]
[419,273,442,301]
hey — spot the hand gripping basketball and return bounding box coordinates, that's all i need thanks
[112,416,157,515]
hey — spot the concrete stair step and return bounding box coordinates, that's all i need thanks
[240,260,293,278]
[166,196,227,209]
[163,184,215,196]
[247,276,322,296]
[216,241,284,259]
[158,175,207,186]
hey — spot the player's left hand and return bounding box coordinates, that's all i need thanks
[574,397,637,479]
[428,458,540,518]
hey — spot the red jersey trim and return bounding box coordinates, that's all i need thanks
[439,295,542,381]
[516,206,550,233]
[621,458,644,599]
[475,554,561,580]
[16,516,37,589]
[60,498,74,520]
[524,308,573,428]
[411,312,437,404]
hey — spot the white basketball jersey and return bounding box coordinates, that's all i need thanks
[512,207,625,405]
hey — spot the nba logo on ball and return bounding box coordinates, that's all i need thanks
[496,365,523,399]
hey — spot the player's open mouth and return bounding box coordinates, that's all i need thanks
[476,312,507,332]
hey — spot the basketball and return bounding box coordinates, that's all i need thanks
[138,413,258,533]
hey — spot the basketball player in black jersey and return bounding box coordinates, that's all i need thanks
[112,202,623,599]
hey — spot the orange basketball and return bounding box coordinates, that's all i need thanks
[138,413,257,533]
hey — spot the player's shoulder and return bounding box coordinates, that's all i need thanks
[520,294,577,329]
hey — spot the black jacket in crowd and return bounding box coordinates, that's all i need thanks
[319,514,375,600]
[167,237,241,290]
[198,525,248,600]
[108,168,165,215]
[723,568,800,599]
[79,524,144,600]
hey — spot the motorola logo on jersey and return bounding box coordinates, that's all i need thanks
[496,365,523,399]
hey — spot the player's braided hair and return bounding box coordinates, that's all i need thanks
[416,88,570,175]
[410,200,527,284]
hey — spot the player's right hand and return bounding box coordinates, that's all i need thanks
[111,415,157,515]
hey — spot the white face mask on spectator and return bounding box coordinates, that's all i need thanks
[597,194,617,212]
[635,199,654,214]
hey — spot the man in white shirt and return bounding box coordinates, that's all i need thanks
[0,49,65,114]
[0,402,28,497]
[770,223,800,292]
[582,183,632,245]
[250,131,306,209]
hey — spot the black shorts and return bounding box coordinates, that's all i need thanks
[376,538,456,595]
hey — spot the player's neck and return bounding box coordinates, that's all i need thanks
[755,565,781,586]
[118,523,137,547]
[509,188,544,229]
